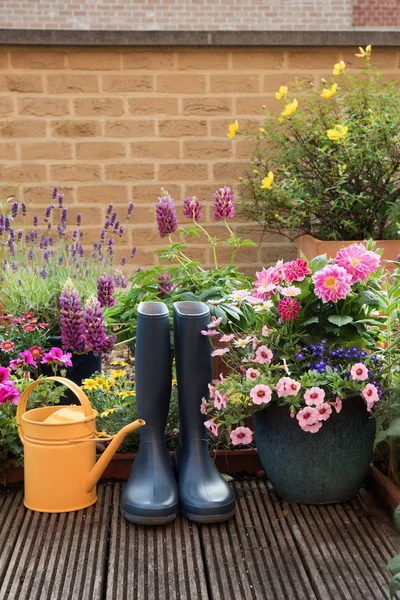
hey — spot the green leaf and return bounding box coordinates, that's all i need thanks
[389,572,400,598]
[309,254,328,273]
[327,315,354,327]
[387,554,400,574]
[302,317,319,326]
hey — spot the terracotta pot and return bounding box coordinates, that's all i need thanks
[297,235,400,267]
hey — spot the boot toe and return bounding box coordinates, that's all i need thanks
[121,484,178,525]
[179,478,236,523]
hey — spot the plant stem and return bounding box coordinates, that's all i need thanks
[193,219,218,269]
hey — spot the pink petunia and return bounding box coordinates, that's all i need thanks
[301,420,323,433]
[200,397,208,415]
[296,406,318,428]
[362,383,379,410]
[0,340,15,353]
[277,297,301,322]
[316,402,332,421]
[9,358,23,371]
[214,390,227,410]
[20,350,37,368]
[283,258,312,284]
[334,396,343,413]
[41,347,73,367]
[0,367,10,384]
[245,368,261,381]
[350,362,369,381]
[201,329,219,337]
[230,426,253,446]
[334,243,381,284]
[204,419,219,437]
[304,387,326,406]
[208,383,215,399]
[254,345,273,364]
[0,381,20,405]
[250,384,272,405]
[262,326,271,337]
[211,347,230,357]
[276,377,301,398]
[219,334,235,343]
[312,264,352,303]
[207,317,223,329]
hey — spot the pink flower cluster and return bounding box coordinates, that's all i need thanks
[334,243,381,284]
[0,367,20,405]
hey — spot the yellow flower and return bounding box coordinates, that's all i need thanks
[94,376,107,387]
[281,98,298,117]
[81,379,98,390]
[111,369,125,379]
[110,361,129,367]
[227,120,239,138]
[95,429,109,438]
[275,85,288,100]
[327,124,348,142]
[321,83,337,99]
[105,380,115,392]
[252,169,259,175]
[259,128,265,134]
[333,60,346,75]
[260,171,274,190]
[355,45,372,58]
[172,379,178,386]
[100,407,117,417]
[119,391,136,399]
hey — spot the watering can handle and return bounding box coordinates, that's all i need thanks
[16,376,94,442]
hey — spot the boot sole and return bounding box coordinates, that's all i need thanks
[180,508,236,523]
[121,508,178,526]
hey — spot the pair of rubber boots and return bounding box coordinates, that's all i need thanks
[120,301,235,524]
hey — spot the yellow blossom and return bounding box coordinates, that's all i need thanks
[227,120,239,138]
[333,60,346,75]
[105,380,115,392]
[281,98,298,117]
[94,376,107,388]
[259,128,265,134]
[172,379,178,386]
[327,124,348,142]
[355,45,372,58]
[252,169,259,175]
[111,369,125,379]
[321,83,337,99]
[119,391,136,399]
[110,361,129,367]
[95,429,109,438]
[81,379,98,390]
[275,85,288,100]
[260,171,274,190]
[100,407,117,417]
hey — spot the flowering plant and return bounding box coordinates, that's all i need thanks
[200,242,386,444]
[234,46,400,241]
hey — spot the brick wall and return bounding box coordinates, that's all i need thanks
[0,46,399,271]
[353,0,400,28]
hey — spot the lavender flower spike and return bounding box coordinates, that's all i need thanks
[156,188,178,238]
[83,296,116,356]
[213,185,235,220]
[97,275,116,307]
[59,278,86,353]
[183,196,202,222]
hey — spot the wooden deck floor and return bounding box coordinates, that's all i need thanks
[1,479,399,600]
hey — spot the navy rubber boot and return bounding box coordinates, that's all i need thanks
[173,301,235,523]
[121,302,178,525]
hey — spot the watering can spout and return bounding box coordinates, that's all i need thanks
[85,419,145,493]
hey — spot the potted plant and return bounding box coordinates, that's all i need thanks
[201,242,389,504]
[232,45,400,261]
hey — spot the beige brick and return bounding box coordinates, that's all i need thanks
[0,164,46,182]
[131,141,180,159]
[129,205,156,223]
[0,98,14,116]
[235,139,257,159]
[73,98,124,117]
[210,75,260,93]
[263,72,315,92]
[159,163,208,181]
[157,74,206,94]
[232,51,285,70]
[287,50,340,69]
[183,141,232,159]
[128,97,178,116]
[0,120,46,138]
[130,226,164,245]
[18,97,69,117]
[65,206,104,226]
[0,75,43,93]
[177,51,228,70]
[0,143,17,160]
[217,245,260,265]
[105,163,155,181]
[21,142,73,160]
[77,185,128,204]
[260,244,297,264]
[159,119,207,137]
[52,120,101,138]
[51,164,102,182]
[236,95,280,115]
[47,74,99,93]
[0,52,8,69]
[23,185,74,206]
[213,161,247,179]
[68,51,121,70]
[123,51,175,70]
[183,246,210,263]
[11,50,65,70]
[102,74,153,93]
[104,120,155,138]
[210,118,262,137]
[184,183,220,202]
[76,142,126,160]
[182,97,232,115]
[135,249,157,267]
[132,184,181,204]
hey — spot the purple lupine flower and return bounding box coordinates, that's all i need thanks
[156,190,178,238]
[157,273,173,298]
[183,196,202,222]
[126,201,134,220]
[76,213,82,226]
[213,185,235,220]
[11,201,18,219]
[97,275,116,307]
[59,279,86,353]
[33,216,38,227]
[52,187,59,199]
[83,296,116,356]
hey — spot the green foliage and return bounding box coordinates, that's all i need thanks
[240,50,400,240]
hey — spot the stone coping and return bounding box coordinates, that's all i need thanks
[0,29,399,46]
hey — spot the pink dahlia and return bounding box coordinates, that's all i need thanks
[254,345,273,364]
[316,402,332,421]
[312,264,352,303]
[350,363,369,381]
[276,377,301,398]
[252,261,283,299]
[230,426,253,446]
[250,384,272,405]
[283,258,311,284]
[304,387,326,406]
[334,396,343,413]
[0,340,15,353]
[245,368,261,381]
[204,419,219,437]
[277,297,301,322]
[334,243,381,284]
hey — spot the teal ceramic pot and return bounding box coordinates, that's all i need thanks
[254,395,376,505]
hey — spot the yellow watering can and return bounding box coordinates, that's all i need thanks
[16,376,144,513]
